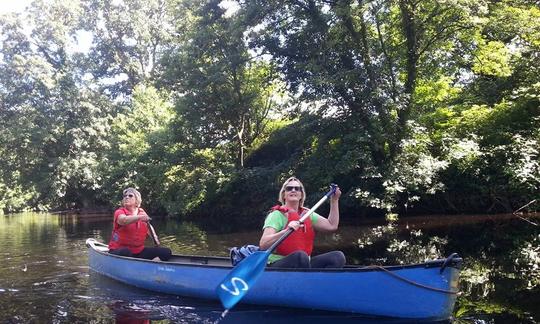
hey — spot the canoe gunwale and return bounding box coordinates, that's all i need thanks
[86,238,462,272]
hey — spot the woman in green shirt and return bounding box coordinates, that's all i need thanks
[259,177,346,268]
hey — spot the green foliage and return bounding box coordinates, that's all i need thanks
[0,0,539,220]
[0,1,114,210]
[473,41,513,77]
[0,175,36,213]
[80,0,175,96]
[416,82,540,213]
[100,84,175,208]
[159,0,282,168]
[414,76,462,115]
[159,146,235,216]
[383,125,449,211]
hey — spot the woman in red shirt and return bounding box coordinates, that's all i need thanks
[108,187,171,261]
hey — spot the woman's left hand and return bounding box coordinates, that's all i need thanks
[331,186,341,201]
[139,212,151,222]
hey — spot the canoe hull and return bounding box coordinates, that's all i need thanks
[87,239,460,319]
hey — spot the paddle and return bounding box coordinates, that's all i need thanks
[139,209,160,246]
[216,184,337,310]
[148,221,160,246]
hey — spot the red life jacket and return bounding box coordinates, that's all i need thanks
[108,207,148,254]
[271,205,315,256]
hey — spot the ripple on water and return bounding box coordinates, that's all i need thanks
[33,281,49,286]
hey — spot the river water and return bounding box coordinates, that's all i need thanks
[0,212,538,323]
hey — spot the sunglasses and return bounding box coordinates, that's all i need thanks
[123,194,135,198]
[285,186,302,192]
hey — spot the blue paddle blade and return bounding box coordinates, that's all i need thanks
[217,251,270,309]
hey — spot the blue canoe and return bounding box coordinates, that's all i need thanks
[86,238,462,320]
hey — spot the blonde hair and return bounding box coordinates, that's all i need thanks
[278,176,306,207]
[123,187,142,207]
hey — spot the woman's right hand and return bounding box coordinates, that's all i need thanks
[287,221,303,231]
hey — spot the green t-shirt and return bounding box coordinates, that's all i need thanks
[262,209,319,264]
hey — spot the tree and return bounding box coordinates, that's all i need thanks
[99,84,175,209]
[160,0,282,168]
[80,0,175,97]
[239,0,488,164]
[0,1,112,210]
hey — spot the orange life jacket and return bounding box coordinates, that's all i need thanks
[271,205,315,256]
[108,207,148,254]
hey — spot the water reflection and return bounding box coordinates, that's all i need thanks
[0,212,539,323]
[343,214,540,324]
[90,272,450,324]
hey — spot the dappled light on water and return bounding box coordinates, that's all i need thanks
[0,212,538,322]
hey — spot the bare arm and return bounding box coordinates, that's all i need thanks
[117,210,151,226]
[259,227,286,250]
[259,221,304,250]
[312,186,341,232]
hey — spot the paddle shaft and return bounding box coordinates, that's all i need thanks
[148,222,160,246]
[266,184,337,253]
